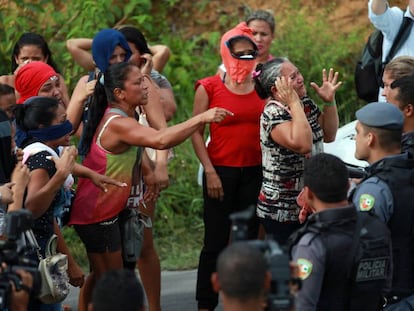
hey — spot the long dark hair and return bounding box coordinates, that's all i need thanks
[11,32,60,74]
[82,62,137,155]
[117,26,152,55]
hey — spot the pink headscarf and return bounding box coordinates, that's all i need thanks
[15,61,57,104]
[220,22,258,84]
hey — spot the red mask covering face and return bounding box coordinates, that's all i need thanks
[220,22,258,84]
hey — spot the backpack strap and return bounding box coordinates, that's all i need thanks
[384,17,413,65]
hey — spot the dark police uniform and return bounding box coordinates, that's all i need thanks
[352,102,414,307]
[289,205,391,311]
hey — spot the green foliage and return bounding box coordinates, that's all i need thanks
[274,5,364,124]
[0,0,369,270]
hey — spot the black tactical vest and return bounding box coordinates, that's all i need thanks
[363,156,414,298]
[289,205,391,311]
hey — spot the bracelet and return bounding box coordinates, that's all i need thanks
[324,99,336,107]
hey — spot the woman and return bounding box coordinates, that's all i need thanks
[253,57,341,245]
[69,62,231,310]
[246,9,275,64]
[15,97,82,311]
[14,61,64,106]
[117,25,175,311]
[66,28,132,136]
[192,22,265,311]
[217,9,275,77]
[118,25,177,121]
[67,28,171,311]
[0,32,70,108]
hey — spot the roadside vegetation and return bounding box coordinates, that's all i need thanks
[1,0,370,270]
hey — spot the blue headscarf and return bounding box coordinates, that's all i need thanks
[92,29,132,73]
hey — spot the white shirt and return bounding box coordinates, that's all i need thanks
[368,1,414,101]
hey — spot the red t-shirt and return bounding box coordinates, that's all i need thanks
[196,75,265,167]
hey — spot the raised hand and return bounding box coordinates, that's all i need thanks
[310,68,342,103]
[275,76,301,107]
[51,146,77,178]
[0,182,15,205]
[11,161,30,190]
[138,53,153,75]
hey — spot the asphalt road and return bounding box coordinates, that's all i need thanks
[64,269,224,311]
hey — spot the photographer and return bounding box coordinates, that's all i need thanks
[211,242,271,311]
[289,153,391,311]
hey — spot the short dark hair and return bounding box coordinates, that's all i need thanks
[390,71,414,110]
[360,123,402,152]
[304,153,349,203]
[217,242,268,301]
[0,84,15,96]
[92,269,144,311]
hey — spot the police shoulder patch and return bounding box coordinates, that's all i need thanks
[297,258,313,280]
[359,194,375,211]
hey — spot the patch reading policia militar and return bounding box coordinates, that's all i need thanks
[355,257,389,282]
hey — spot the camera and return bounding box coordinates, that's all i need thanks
[230,206,297,311]
[0,209,41,310]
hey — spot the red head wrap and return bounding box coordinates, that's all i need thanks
[15,61,57,104]
[220,22,258,84]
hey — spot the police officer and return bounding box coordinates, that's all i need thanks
[289,153,391,311]
[352,101,414,308]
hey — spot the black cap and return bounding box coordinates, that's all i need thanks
[355,102,403,130]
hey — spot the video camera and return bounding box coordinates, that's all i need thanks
[0,209,41,310]
[230,206,297,311]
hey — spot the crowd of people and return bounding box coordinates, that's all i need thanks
[1,1,414,311]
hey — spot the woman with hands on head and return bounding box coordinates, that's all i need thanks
[253,57,341,245]
[69,62,231,311]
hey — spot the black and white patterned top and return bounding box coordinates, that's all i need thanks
[257,96,323,222]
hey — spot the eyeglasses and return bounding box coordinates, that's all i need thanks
[230,50,258,60]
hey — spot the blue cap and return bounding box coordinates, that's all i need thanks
[355,102,403,130]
